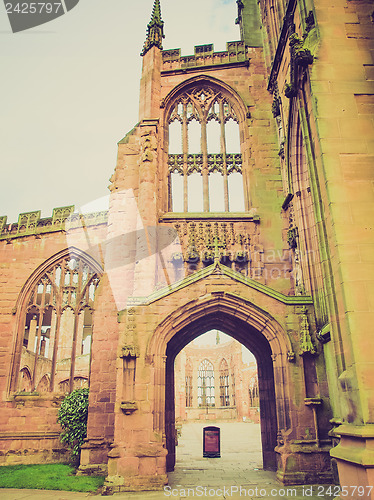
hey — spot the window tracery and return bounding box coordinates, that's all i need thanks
[197,359,215,407]
[185,359,193,408]
[167,85,245,213]
[219,358,230,407]
[249,375,259,407]
[16,253,100,394]
[231,371,236,406]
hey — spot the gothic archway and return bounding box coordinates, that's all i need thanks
[165,313,277,472]
[147,293,293,475]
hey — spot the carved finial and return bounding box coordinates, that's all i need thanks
[141,0,165,56]
[299,307,316,356]
[213,234,221,263]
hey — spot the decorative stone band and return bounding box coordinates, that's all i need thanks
[0,431,61,440]
[125,262,314,308]
[168,153,242,175]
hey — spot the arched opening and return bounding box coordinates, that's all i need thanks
[10,248,102,394]
[164,76,248,213]
[164,310,278,474]
[173,330,262,475]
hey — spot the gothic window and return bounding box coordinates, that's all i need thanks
[185,375,193,407]
[19,367,32,392]
[167,86,245,213]
[219,358,230,407]
[231,372,236,406]
[15,252,101,394]
[59,376,88,393]
[197,359,215,407]
[249,375,259,407]
[185,359,193,407]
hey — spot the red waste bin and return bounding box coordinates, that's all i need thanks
[203,426,220,458]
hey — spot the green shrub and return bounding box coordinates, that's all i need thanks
[57,387,89,462]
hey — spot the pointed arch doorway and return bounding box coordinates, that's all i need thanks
[164,311,278,473]
[173,330,262,473]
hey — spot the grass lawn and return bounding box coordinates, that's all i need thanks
[0,463,105,492]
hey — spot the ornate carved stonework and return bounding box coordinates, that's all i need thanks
[120,401,138,415]
[299,307,316,356]
[285,32,314,99]
[173,219,263,277]
[140,0,164,56]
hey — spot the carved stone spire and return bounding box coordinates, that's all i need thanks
[141,0,165,56]
[299,307,316,356]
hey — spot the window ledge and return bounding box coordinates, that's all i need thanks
[160,212,260,222]
[8,392,65,403]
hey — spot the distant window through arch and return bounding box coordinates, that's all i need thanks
[167,85,245,212]
[219,358,230,406]
[185,359,193,408]
[197,359,215,407]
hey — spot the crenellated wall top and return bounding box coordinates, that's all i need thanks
[0,205,108,241]
[162,41,248,73]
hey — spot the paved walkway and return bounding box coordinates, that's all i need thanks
[0,422,337,499]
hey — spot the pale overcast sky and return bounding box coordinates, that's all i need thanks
[0,0,239,223]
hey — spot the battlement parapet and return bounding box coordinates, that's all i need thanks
[0,205,108,241]
[162,41,247,72]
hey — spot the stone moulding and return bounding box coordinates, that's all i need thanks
[13,391,40,399]
[317,323,331,344]
[124,261,313,308]
[160,212,259,222]
[331,424,374,440]
[9,392,65,407]
[161,59,249,77]
[330,425,374,467]
[268,0,297,92]
[120,345,139,358]
[0,431,61,440]
[304,397,323,407]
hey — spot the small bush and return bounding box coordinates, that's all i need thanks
[57,387,89,463]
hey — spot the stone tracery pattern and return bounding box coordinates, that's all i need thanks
[197,359,215,407]
[167,86,244,212]
[219,358,230,407]
[18,255,100,394]
[172,219,265,279]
